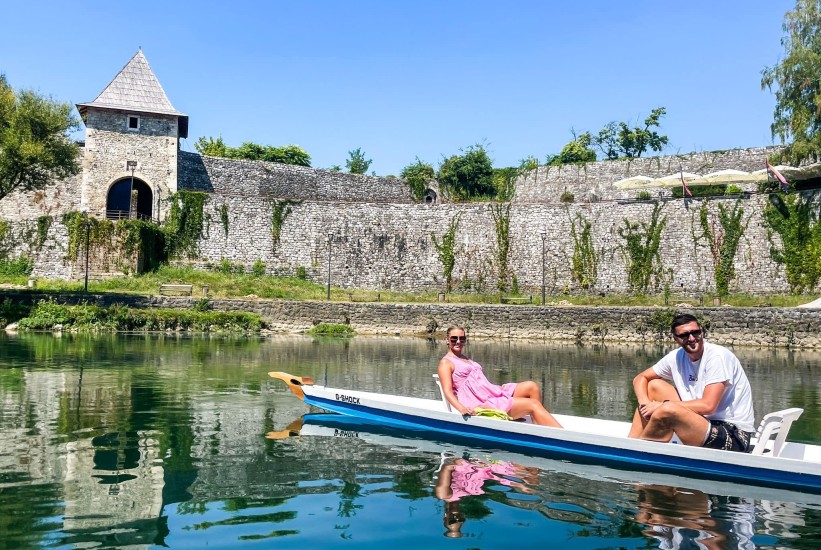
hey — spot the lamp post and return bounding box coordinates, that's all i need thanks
[126,160,137,219]
[540,231,547,305]
[326,232,333,301]
[83,218,91,293]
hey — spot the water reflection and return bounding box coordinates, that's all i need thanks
[636,484,756,549]
[2,332,821,547]
[434,452,539,538]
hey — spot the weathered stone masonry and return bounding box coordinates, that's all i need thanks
[4,291,820,348]
[0,51,815,296]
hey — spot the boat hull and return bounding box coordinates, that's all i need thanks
[299,384,821,493]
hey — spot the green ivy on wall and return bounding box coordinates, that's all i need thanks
[36,215,52,250]
[431,213,461,292]
[693,199,748,296]
[219,203,229,237]
[0,219,11,258]
[490,202,511,291]
[764,192,821,293]
[568,211,598,289]
[618,203,667,294]
[62,212,165,273]
[164,191,210,259]
[271,199,300,252]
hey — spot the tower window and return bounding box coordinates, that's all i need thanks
[127,116,140,131]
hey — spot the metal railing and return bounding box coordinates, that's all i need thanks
[105,210,154,222]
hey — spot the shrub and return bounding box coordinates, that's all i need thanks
[560,190,575,203]
[306,323,355,336]
[0,256,33,276]
[636,190,652,200]
[725,184,743,195]
[193,298,211,312]
[252,259,266,277]
[296,266,307,280]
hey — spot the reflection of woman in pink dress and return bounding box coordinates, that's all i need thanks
[437,325,562,427]
[434,454,539,538]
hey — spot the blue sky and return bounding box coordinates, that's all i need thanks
[2,0,795,175]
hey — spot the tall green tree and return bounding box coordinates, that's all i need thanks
[346,147,372,174]
[400,158,435,201]
[546,131,597,165]
[194,135,228,157]
[762,0,821,164]
[0,75,80,201]
[437,144,495,200]
[593,107,669,159]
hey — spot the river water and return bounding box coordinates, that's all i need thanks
[0,332,820,548]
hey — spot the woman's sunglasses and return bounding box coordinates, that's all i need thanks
[449,336,467,343]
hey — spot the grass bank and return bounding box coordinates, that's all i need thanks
[6,265,815,308]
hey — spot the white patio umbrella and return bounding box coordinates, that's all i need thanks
[685,169,765,186]
[649,172,701,188]
[613,175,655,190]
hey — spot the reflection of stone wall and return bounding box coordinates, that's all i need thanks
[63,435,164,532]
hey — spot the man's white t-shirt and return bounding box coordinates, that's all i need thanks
[652,341,756,432]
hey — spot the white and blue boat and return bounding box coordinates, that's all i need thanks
[269,372,821,494]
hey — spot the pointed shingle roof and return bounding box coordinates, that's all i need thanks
[77,50,188,138]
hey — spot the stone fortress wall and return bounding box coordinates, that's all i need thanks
[513,147,781,203]
[0,145,810,295]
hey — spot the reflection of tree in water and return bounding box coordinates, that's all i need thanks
[0,480,63,547]
[790,507,821,550]
[338,479,364,517]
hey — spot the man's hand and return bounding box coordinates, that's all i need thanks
[638,400,664,420]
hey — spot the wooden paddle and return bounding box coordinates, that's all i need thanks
[268,371,315,400]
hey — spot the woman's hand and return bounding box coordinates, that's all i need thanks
[459,406,476,417]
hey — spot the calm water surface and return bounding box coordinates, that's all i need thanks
[1,332,820,548]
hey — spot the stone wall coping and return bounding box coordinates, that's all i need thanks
[3,291,820,349]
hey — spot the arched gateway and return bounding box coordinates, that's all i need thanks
[106,178,154,220]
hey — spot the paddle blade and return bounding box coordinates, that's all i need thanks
[268,371,314,400]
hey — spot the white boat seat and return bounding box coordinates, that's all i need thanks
[432,374,453,412]
[750,408,804,457]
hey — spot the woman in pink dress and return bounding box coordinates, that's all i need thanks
[437,325,562,427]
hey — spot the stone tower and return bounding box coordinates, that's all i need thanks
[76,50,188,222]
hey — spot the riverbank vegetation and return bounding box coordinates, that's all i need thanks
[0,264,811,309]
[8,299,262,333]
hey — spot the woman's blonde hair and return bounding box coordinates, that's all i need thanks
[446,325,465,337]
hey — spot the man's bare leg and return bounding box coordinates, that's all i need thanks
[628,379,680,438]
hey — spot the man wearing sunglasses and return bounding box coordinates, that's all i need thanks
[627,314,755,452]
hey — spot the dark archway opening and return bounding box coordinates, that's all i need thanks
[107,178,153,221]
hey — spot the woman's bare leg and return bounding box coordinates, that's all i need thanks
[513,381,541,400]
[509,397,562,428]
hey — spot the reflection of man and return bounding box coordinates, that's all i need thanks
[635,484,755,549]
[628,314,755,452]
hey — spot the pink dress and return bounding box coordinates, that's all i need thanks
[446,354,516,412]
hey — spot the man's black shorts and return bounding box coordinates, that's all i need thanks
[702,420,753,453]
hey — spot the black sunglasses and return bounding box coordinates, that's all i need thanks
[449,336,467,343]
[674,329,703,340]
